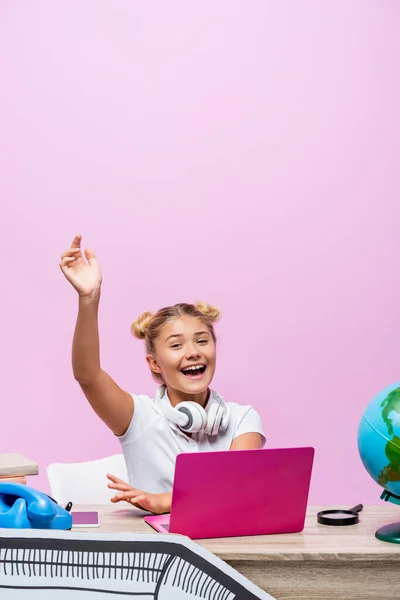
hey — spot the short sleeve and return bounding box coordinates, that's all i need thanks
[117,394,155,444]
[234,406,266,447]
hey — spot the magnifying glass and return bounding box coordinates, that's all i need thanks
[317,504,363,526]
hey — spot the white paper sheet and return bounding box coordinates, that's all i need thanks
[0,529,275,599]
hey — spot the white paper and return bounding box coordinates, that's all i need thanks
[0,529,275,599]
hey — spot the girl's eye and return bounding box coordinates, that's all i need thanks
[171,343,181,349]
[198,339,208,344]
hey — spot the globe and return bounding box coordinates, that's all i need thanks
[358,381,400,543]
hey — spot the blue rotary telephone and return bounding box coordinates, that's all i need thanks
[0,482,72,529]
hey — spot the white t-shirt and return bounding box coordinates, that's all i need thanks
[117,388,266,493]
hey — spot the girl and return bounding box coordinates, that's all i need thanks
[60,234,265,514]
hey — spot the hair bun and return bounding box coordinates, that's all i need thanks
[194,302,221,323]
[131,311,154,339]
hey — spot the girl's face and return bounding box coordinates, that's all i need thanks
[147,316,216,396]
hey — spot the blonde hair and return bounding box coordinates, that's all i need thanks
[131,302,221,384]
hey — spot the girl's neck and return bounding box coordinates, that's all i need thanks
[166,386,210,408]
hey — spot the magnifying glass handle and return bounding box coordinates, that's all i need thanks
[348,504,363,513]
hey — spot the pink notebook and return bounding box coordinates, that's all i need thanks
[145,446,314,540]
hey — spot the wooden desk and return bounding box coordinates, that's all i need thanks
[73,504,400,600]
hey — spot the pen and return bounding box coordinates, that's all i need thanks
[65,501,73,512]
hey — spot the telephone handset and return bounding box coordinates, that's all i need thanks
[0,482,72,529]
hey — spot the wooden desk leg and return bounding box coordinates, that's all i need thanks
[227,560,399,600]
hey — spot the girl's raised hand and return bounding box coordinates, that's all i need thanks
[59,234,102,297]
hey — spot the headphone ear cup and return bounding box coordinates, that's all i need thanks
[204,402,224,436]
[175,402,207,433]
[205,400,230,436]
[220,403,230,431]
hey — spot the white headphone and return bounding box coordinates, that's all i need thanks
[155,387,230,436]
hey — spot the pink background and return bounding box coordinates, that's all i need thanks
[0,1,399,504]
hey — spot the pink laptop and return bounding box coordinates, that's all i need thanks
[145,446,314,539]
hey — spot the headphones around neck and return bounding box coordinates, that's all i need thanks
[156,387,230,436]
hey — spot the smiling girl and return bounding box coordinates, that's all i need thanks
[60,234,265,514]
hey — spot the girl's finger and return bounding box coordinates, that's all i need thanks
[59,257,76,267]
[61,248,81,260]
[115,489,142,499]
[129,496,147,508]
[85,248,96,263]
[110,493,134,503]
[110,493,148,510]
[107,482,131,491]
[106,473,125,483]
[110,495,122,503]
[71,234,82,249]
[110,493,141,504]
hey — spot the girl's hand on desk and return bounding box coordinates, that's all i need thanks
[107,473,171,514]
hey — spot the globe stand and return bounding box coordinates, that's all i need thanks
[376,491,400,544]
[376,522,400,544]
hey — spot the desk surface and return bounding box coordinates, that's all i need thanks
[73,504,400,562]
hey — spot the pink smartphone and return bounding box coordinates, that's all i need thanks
[71,511,99,528]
